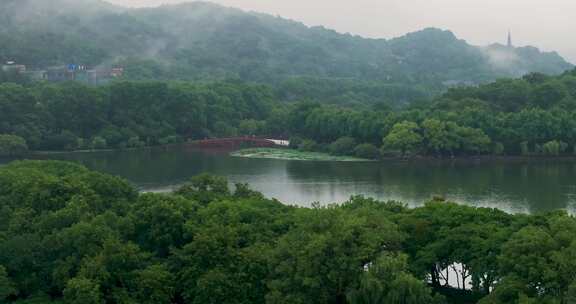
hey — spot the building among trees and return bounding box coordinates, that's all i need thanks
[1,62,26,74]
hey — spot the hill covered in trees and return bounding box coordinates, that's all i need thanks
[1,1,576,156]
[2,160,576,304]
[0,0,572,87]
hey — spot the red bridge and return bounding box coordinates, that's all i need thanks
[188,137,286,148]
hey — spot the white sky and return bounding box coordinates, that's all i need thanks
[106,0,576,63]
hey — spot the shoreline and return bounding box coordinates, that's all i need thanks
[231,147,576,163]
[231,148,373,162]
[17,145,576,163]
[382,155,576,163]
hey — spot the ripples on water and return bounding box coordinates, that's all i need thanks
[3,146,576,214]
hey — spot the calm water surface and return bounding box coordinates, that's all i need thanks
[3,145,576,214]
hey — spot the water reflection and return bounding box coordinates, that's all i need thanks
[2,146,576,214]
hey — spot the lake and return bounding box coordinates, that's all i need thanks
[3,145,576,214]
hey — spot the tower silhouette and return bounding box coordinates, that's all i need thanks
[507,31,513,48]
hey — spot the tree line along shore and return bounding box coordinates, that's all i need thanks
[2,69,576,160]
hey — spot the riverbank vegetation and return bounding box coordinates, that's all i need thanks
[0,134,28,157]
[2,160,576,304]
[231,147,372,161]
[0,81,276,151]
[1,69,576,158]
[285,69,576,158]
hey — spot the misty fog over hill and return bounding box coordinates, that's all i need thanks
[0,0,572,86]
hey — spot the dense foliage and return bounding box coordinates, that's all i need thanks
[0,135,28,157]
[0,0,571,90]
[0,81,276,151]
[2,68,576,157]
[2,2,576,303]
[1,160,576,304]
[286,69,576,157]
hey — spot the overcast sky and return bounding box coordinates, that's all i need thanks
[107,0,576,63]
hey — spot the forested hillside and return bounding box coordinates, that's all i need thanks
[0,0,571,87]
[2,160,576,304]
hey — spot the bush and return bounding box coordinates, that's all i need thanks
[158,136,180,145]
[289,137,303,149]
[298,139,317,152]
[99,126,125,147]
[76,138,91,150]
[42,131,78,151]
[92,136,108,149]
[561,141,568,154]
[520,141,530,156]
[329,137,357,156]
[354,143,380,159]
[493,142,505,155]
[542,140,567,156]
[0,134,28,157]
[127,137,146,148]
